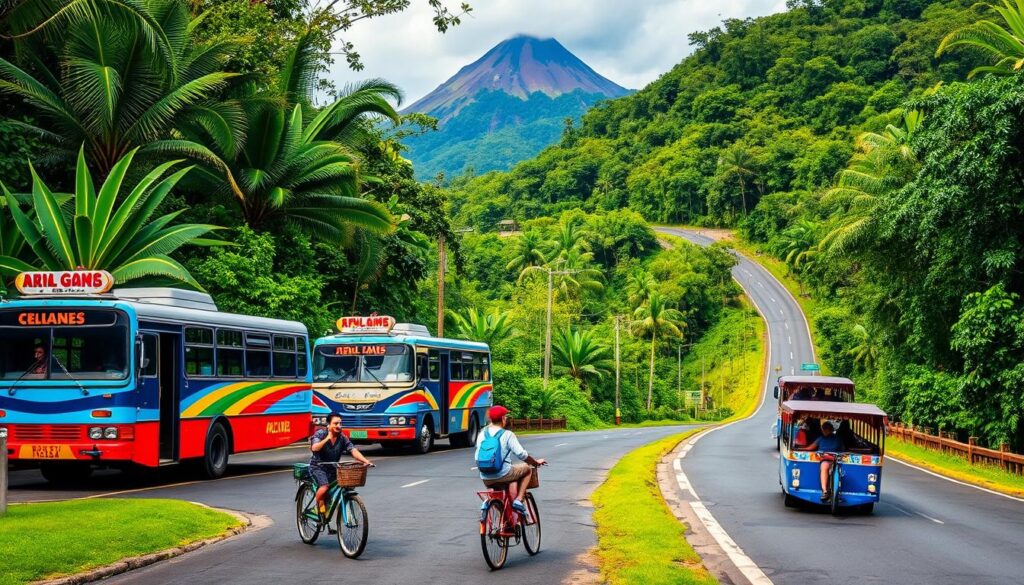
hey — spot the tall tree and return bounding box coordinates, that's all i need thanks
[937,0,1024,77]
[448,307,516,346]
[551,327,612,392]
[505,230,548,274]
[632,291,685,410]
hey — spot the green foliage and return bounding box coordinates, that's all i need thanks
[551,327,613,391]
[0,148,219,288]
[449,307,516,347]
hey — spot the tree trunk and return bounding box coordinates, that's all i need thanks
[647,332,656,411]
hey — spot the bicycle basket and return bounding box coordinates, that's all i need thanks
[528,466,539,489]
[292,463,309,481]
[336,462,368,488]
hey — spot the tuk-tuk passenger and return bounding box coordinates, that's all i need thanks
[799,421,845,500]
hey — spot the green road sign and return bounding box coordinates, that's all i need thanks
[800,363,820,372]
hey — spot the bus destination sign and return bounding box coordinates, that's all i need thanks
[15,270,114,295]
[337,315,396,334]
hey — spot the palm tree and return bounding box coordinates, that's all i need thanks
[0,147,220,288]
[632,291,685,410]
[777,219,820,274]
[848,324,880,371]
[161,34,398,243]
[551,327,612,392]
[505,230,548,273]
[548,220,589,259]
[937,0,1024,77]
[533,384,566,419]
[821,111,922,254]
[624,266,655,309]
[717,143,759,215]
[0,0,237,174]
[448,308,516,346]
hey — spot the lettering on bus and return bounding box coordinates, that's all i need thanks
[18,311,87,326]
[15,270,114,295]
[266,421,291,434]
[336,315,395,334]
[335,345,387,356]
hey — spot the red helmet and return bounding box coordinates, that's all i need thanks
[488,405,509,423]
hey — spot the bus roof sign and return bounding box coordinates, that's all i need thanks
[337,315,396,335]
[15,270,114,296]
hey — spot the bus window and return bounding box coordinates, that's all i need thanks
[273,335,297,378]
[297,337,308,377]
[450,356,463,380]
[0,309,129,380]
[313,344,412,383]
[362,345,412,382]
[245,332,272,377]
[480,354,490,381]
[217,329,244,377]
[428,350,440,380]
[185,327,214,376]
[314,349,359,382]
[141,334,158,377]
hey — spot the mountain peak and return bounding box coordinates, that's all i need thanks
[404,35,629,119]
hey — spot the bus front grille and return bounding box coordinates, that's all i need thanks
[12,425,85,441]
[343,415,386,428]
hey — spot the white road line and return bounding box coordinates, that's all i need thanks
[470,467,478,471]
[887,455,1024,503]
[758,282,765,288]
[691,502,774,585]
[602,435,610,439]
[555,442,569,447]
[770,297,776,303]
[401,479,430,488]
[779,309,784,316]
[784,322,789,330]
[889,504,914,517]
[915,511,945,525]
[790,352,793,361]
[788,336,792,345]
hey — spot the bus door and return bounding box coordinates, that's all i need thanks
[157,333,181,462]
[440,351,451,435]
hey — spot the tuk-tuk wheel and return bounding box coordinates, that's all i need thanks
[783,493,800,508]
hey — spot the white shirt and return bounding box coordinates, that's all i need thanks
[475,425,528,479]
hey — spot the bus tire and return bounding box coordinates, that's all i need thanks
[40,462,92,485]
[465,414,480,448]
[412,419,434,454]
[202,422,231,479]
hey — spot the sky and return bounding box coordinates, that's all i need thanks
[329,0,788,106]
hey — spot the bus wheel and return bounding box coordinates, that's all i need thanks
[465,415,480,448]
[40,462,92,485]
[412,420,434,454]
[202,422,230,479]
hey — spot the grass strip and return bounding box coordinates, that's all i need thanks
[0,498,242,585]
[886,437,1024,498]
[592,430,716,585]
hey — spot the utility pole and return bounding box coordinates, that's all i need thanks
[544,268,553,388]
[437,234,446,337]
[615,316,621,425]
[700,355,706,414]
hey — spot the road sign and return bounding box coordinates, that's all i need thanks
[800,363,820,372]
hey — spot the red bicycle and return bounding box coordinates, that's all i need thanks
[477,467,542,570]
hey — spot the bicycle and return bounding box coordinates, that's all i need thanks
[293,461,373,558]
[476,466,542,570]
[820,451,844,515]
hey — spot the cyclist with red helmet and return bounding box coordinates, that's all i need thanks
[475,405,546,515]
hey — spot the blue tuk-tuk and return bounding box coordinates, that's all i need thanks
[778,400,887,514]
[772,376,855,448]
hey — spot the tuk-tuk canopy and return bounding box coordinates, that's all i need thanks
[781,400,888,426]
[778,375,854,389]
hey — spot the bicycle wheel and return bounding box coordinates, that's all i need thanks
[480,500,508,570]
[337,494,369,558]
[830,464,841,516]
[521,493,541,556]
[295,483,322,544]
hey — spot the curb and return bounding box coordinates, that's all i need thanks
[33,506,267,585]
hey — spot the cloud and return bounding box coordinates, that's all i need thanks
[330,0,787,105]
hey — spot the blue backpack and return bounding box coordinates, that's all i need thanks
[476,428,506,474]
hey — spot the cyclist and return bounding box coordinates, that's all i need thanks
[310,412,373,515]
[475,405,546,515]
[799,420,845,501]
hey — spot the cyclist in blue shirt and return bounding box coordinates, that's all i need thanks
[799,420,845,500]
[310,413,373,514]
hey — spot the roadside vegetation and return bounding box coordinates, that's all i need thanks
[886,438,1024,498]
[592,430,715,585]
[0,499,241,585]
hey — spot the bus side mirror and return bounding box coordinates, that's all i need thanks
[136,336,145,381]
[773,386,779,399]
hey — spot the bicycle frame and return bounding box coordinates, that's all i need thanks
[477,489,536,537]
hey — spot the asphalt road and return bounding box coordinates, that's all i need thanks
[9,425,695,584]
[657,227,1024,585]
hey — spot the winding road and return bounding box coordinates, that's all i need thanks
[656,227,1024,585]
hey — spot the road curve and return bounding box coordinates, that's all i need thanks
[657,227,1024,585]
[9,425,696,584]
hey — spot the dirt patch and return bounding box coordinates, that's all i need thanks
[562,550,603,585]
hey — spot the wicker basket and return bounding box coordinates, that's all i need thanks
[336,462,368,488]
[292,463,309,481]
[528,466,539,489]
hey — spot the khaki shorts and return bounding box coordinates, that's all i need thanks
[483,463,531,487]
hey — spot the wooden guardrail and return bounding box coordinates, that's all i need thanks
[888,423,1024,475]
[507,417,567,431]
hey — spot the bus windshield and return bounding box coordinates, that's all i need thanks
[314,344,413,384]
[0,309,130,381]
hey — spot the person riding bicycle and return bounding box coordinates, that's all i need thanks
[310,412,373,515]
[475,405,546,516]
[798,420,845,501]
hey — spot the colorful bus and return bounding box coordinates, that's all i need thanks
[312,316,492,454]
[0,271,312,483]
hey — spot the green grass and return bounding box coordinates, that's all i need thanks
[0,498,242,585]
[592,430,716,585]
[886,438,1024,498]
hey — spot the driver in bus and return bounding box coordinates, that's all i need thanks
[29,345,48,375]
[798,420,845,501]
[309,412,373,518]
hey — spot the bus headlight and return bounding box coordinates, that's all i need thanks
[868,473,877,482]
[389,417,399,425]
[791,479,799,488]
[104,427,118,439]
[792,469,800,478]
[397,416,406,425]
[868,484,876,493]
[88,427,103,440]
